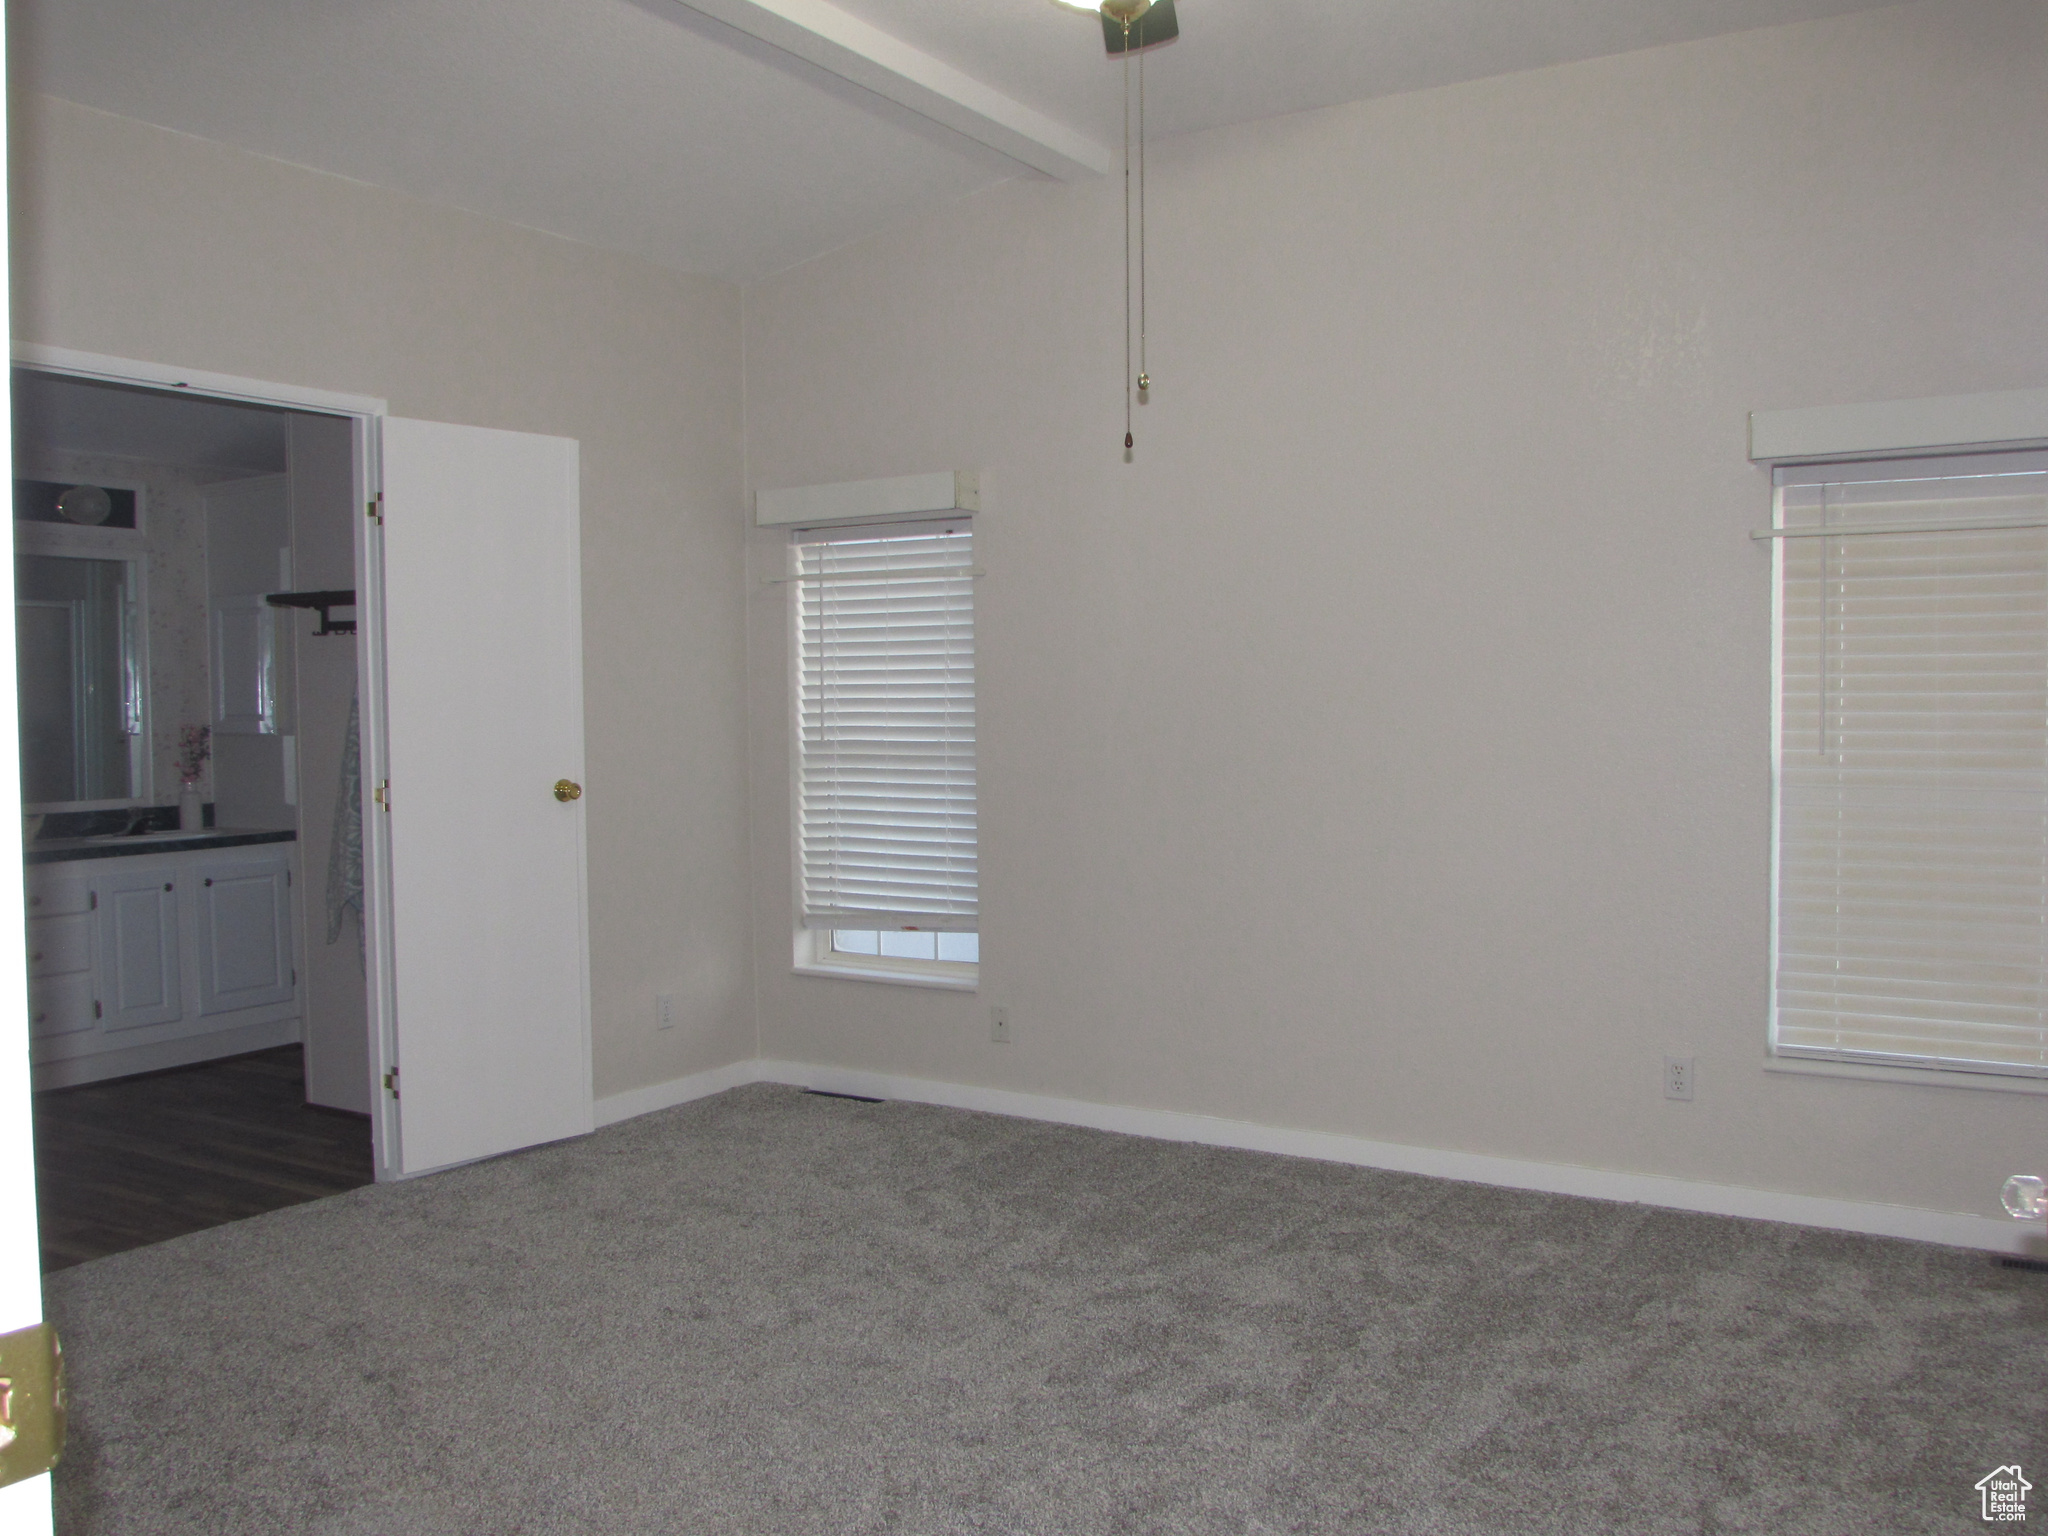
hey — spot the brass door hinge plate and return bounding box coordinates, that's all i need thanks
[383,1068,399,1100]
[367,491,384,525]
[0,1321,66,1488]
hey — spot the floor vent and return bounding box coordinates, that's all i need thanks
[1996,1256,2048,1273]
[804,1089,884,1104]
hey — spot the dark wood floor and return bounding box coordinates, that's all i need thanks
[33,1045,373,1272]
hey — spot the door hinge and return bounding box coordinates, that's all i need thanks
[88,891,96,911]
[373,780,391,812]
[0,1321,67,1489]
[382,1068,399,1100]
[92,999,101,1021]
[367,491,384,526]
[291,968,298,986]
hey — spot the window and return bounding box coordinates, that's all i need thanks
[1770,450,2048,1081]
[791,518,976,985]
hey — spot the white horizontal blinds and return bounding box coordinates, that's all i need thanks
[1773,452,2048,1076]
[795,518,976,931]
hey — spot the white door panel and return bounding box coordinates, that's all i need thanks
[379,419,591,1175]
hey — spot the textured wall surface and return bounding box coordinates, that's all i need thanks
[10,95,753,1098]
[742,0,2048,1218]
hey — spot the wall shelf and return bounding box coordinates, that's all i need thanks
[264,589,356,636]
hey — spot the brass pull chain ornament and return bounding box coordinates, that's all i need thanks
[554,780,583,802]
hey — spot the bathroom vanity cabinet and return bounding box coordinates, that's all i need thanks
[26,833,300,1087]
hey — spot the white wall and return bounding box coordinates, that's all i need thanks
[743,0,2048,1218]
[9,94,755,1098]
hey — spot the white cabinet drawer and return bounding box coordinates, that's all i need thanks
[27,913,92,978]
[25,875,92,918]
[29,969,97,1040]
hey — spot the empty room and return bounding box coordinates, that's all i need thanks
[0,0,2043,1530]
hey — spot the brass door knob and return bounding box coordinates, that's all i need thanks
[554,780,583,802]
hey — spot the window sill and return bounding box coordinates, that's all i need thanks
[792,961,978,993]
[1766,1055,2048,1096]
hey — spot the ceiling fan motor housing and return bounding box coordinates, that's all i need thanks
[1100,0,1176,54]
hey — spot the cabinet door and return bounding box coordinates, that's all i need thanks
[195,856,294,1017]
[95,870,182,1031]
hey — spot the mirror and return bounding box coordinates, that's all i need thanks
[15,553,144,805]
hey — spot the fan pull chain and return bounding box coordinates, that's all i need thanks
[1137,39,1149,398]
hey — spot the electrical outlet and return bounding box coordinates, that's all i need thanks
[656,993,676,1032]
[1664,1055,1693,1101]
[990,1006,1011,1045]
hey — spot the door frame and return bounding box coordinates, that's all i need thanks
[11,344,409,1178]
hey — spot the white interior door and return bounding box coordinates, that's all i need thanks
[376,419,591,1176]
[0,871,51,1530]
[0,423,56,1533]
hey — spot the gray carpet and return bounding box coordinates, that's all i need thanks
[43,1083,2046,1534]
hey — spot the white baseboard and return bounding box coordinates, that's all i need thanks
[31,1016,301,1090]
[593,1058,763,1127]
[597,1057,2046,1257]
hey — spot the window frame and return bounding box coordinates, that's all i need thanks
[794,927,980,991]
[784,515,978,991]
[1765,448,2048,1093]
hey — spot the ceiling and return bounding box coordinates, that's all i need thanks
[12,0,1897,283]
[13,371,290,477]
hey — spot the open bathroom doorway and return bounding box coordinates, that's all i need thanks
[11,341,596,1218]
[13,363,374,1267]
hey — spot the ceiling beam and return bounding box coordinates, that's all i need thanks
[670,0,1112,179]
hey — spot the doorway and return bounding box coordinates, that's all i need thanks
[13,365,375,1264]
[31,1047,371,1269]
[11,342,597,1193]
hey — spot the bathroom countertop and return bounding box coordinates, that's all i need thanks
[25,828,298,866]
